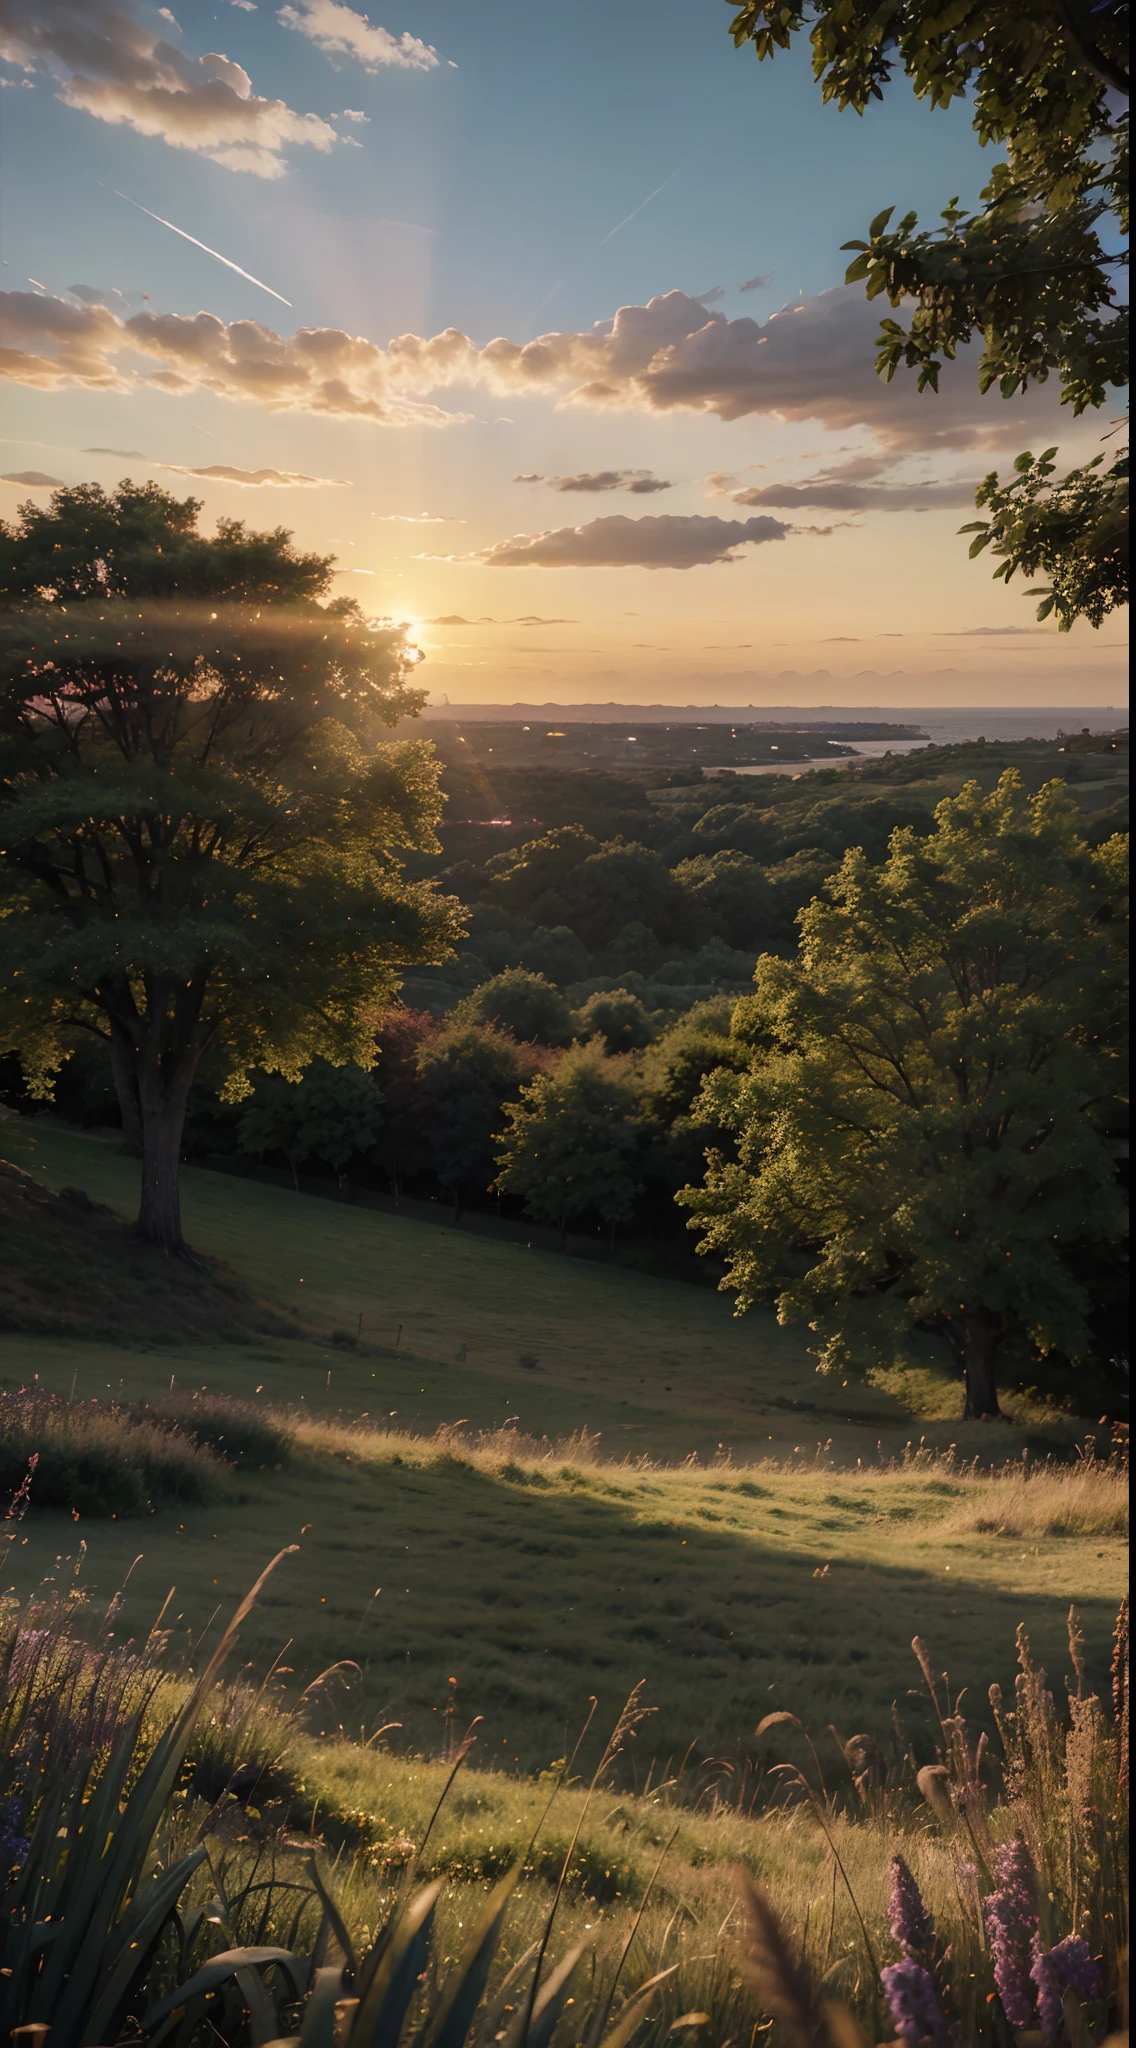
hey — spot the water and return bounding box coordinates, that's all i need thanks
[706,706,1127,776]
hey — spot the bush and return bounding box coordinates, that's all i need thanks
[453,968,575,1045]
[0,1390,225,1516]
[127,1393,294,1471]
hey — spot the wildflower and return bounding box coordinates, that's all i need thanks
[1030,1934,1102,2045]
[880,1957,950,2044]
[982,1838,1039,2029]
[0,1796,29,1877]
[889,1854,937,1958]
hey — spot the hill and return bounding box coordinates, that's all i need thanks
[0,1146,291,1345]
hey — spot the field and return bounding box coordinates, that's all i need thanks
[1,1119,1126,1783]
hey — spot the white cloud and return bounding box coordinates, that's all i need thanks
[0,282,1064,452]
[0,290,465,424]
[0,0,337,176]
[727,455,979,512]
[159,462,349,486]
[447,512,790,570]
[338,106,368,119]
[520,468,672,495]
[278,0,437,70]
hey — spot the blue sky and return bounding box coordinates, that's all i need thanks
[1,0,1126,704]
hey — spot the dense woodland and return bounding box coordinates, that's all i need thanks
[4,719,1126,1412]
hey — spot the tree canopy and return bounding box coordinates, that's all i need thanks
[0,481,459,1253]
[728,0,1129,627]
[495,1040,649,1248]
[416,1021,536,1221]
[238,1061,382,1191]
[680,771,1128,1417]
[453,967,575,1045]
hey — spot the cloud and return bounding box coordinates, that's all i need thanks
[739,274,771,292]
[945,625,1050,636]
[0,0,338,176]
[728,455,979,512]
[0,290,464,426]
[694,286,725,304]
[68,282,148,311]
[277,0,438,70]
[84,445,146,456]
[465,285,1064,451]
[424,612,576,624]
[339,106,368,119]
[371,509,463,521]
[453,512,790,570]
[1,469,64,485]
[159,462,349,486]
[0,282,1062,450]
[518,468,672,495]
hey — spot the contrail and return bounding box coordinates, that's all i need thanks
[113,192,293,307]
[596,171,678,250]
[525,169,680,332]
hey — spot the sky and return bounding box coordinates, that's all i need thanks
[0,0,1127,708]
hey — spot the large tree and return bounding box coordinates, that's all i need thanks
[0,482,460,1254]
[495,1041,650,1250]
[416,1021,536,1222]
[679,773,1128,1417]
[238,1060,382,1193]
[727,0,1128,627]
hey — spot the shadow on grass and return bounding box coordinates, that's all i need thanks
[11,1445,1119,1781]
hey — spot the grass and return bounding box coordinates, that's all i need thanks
[0,1122,1093,1461]
[0,1121,1125,1779]
[6,1409,1126,1775]
[0,1388,227,1516]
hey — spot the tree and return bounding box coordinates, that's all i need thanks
[728,0,1128,626]
[575,987,655,1053]
[416,1021,535,1222]
[671,849,773,950]
[679,773,1128,1418]
[453,967,575,1045]
[369,1006,437,1204]
[0,482,460,1254]
[303,1060,384,1193]
[240,1060,382,1192]
[238,1073,310,1189]
[495,1040,650,1250]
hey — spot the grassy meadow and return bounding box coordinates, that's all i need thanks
[1,1119,1126,1784]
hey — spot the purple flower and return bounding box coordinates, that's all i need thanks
[0,1796,28,1879]
[982,1838,1039,2029]
[889,1854,937,1958]
[881,1958,950,2044]
[1030,1935,1102,2046]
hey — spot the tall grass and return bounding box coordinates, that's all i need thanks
[1,1503,1127,2045]
[0,1389,226,1515]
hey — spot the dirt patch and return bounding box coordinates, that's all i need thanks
[0,1156,294,1344]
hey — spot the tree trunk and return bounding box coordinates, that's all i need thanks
[956,1313,1003,1420]
[451,1186,462,1225]
[108,1024,143,1158]
[608,1219,617,1257]
[559,1211,566,1251]
[135,1053,198,1256]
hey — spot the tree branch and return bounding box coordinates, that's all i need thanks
[1049,0,1130,97]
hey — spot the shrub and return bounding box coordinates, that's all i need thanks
[128,1392,294,1471]
[0,1390,225,1516]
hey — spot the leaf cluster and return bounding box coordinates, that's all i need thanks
[680,771,1129,1376]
